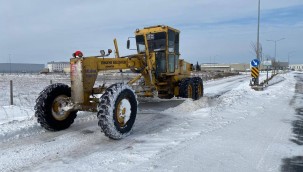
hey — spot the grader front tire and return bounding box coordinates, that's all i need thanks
[34,83,77,131]
[97,83,137,140]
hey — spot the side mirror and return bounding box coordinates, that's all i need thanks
[127,40,130,49]
[108,49,112,54]
[100,50,105,56]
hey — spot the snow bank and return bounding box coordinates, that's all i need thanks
[163,98,210,114]
[0,105,33,124]
[267,75,286,86]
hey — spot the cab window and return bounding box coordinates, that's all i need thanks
[136,35,145,53]
[147,32,166,52]
[175,32,179,54]
[168,30,175,53]
[168,54,175,73]
[168,30,179,54]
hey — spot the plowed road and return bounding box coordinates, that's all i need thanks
[1,73,301,172]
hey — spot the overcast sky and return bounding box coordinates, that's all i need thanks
[1,0,303,65]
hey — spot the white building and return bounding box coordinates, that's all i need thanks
[47,61,70,72]
[289,64,303,71]
[200,64,231,72]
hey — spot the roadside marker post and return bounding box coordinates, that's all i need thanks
[251,67,260,85]
[10,80,13,105]
[250,59,260,85]
[251,67,259,78]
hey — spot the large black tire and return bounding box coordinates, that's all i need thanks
[35,83,77,131]
[192,77,204,100]
[179,78,194,99]
[179,78,188,98]
[97,83,138,140]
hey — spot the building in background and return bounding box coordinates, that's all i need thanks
[289,64,303,71]
[200,61,289,72]
[0,63,44,73]
[200,63,254,72]
[47,61,70,72]
[200,64,231,72]
[272,61,289,70]
[230,64,251,72]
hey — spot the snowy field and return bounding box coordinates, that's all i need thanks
[0,73,136,124]
[0,71,302,172]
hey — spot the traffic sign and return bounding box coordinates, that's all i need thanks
[251,59,260,67]
[263,60,272,66]
[251,67,259,78]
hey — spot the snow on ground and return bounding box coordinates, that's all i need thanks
[133,72,300,172]
[0,74,70,124]
[0,71,301,172]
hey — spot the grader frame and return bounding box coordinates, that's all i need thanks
[35,25,203,139]
[70,25,193,112]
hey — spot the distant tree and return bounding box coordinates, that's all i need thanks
[264,54,271,60]
[195,61,201,71]
[271,58,279,74]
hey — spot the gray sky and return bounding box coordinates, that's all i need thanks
[1,0,303,65]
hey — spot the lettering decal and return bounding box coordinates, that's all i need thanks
[101,61,127,65]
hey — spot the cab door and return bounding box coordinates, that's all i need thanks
[168,29,180,73]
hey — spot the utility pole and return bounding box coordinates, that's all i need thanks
[214,55,218,65]
[267,38,285,59]
[288,51,295,65]
[256,0,261,85]
[9,54,11,74]
[266,57,269,84]
[267,38,285,74]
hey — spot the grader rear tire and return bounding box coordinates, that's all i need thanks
[179,78,194,99]
[34,83,77,131]
[97,83,137,140]
[192,77,204,100]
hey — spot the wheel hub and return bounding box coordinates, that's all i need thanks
[52,95,71,121]
[198,84,202,97]
[188,84,193,98]
[116,98,131,127]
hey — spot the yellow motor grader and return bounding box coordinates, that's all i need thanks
[35,25,203,139]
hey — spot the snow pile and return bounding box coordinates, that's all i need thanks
[267,75,285,86]
[0,116,42,142]
[0,105,33,124]
[163,97,209,114]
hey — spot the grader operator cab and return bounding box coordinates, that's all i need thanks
[35,25,204,139]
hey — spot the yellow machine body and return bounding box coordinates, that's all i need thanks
[70,25,193,111]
